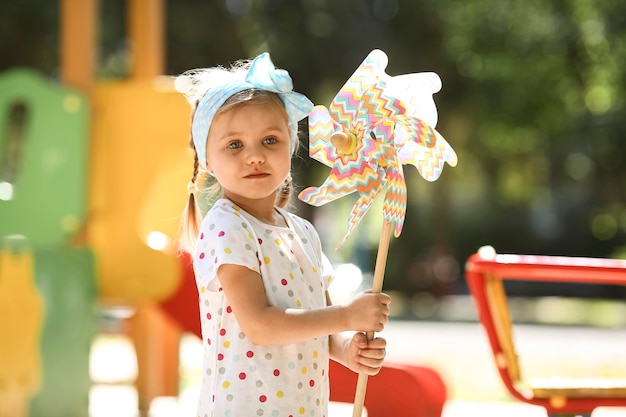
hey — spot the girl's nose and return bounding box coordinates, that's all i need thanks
[245,146,265,165]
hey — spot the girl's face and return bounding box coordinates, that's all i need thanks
[205,101,291,208]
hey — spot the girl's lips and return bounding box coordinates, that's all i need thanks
[245,172,269,179]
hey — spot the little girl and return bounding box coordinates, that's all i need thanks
[178,52,391,417]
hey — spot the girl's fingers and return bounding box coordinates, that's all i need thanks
[359,346,386,359]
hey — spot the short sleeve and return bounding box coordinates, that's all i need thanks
[193,202,260,288]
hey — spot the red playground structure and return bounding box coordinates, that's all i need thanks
[465,246,626,417]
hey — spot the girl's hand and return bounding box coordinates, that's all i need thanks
[344,332,387,375]
[344,290,391,332]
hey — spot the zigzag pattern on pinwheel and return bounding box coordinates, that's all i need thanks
[369,120,396,151]
[435,131,459,167]
[419,140,457,178]
[360,54,381,74]
[337,186,385,249]
[299,160,382,206]
[383,165,408,237]
[330,90,363,128]
[419,160,446,182]
[308,106,337,166]
[398,129,457,179]
[298,182,355,206]
[360,84,406,120]
[329,156,375,179]
[359,134,397,180]
[399,141,450,182]
[392,116,438,149]
[406,118,438,148]
[359,88,386,119]
[345,56,381,95]
[330,65,382,127]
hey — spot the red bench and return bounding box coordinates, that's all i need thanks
[465,246,626,416]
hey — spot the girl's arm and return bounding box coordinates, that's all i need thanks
[217,263,390,346]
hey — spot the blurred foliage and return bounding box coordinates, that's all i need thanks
[1,0,626,298]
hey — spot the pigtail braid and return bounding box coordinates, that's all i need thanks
[275,176,293,209]
[179,137,203,253]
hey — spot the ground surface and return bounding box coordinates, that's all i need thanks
[89,318,626,417]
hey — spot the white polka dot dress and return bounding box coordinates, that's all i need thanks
[193,199,334,417]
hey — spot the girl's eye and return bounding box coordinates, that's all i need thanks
[263,137,278,145]
[227,141,242,150]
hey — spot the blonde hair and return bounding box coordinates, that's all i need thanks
[178,88,300,254]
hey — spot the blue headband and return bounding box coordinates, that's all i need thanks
[191,53,314,170]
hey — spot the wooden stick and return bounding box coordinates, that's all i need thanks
[352,220,393,417]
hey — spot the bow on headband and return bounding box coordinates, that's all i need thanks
[189,53,313,170]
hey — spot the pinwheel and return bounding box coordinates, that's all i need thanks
[299,49,457,249]
[298,49,457,417]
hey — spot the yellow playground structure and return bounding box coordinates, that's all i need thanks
[0,0,193,415]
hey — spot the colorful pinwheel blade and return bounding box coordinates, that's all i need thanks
[390,115,437,149]
[308,105,340,167]
[330,50,408,142]
[382,163,407,238]
[398,130,458,182]
[336,185,386,250]
[298,157,382,207]
[329,49,391,130]
[298,180,354,207]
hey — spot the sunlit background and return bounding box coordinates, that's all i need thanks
[3,0,626,299]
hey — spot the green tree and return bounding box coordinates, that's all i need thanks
[3,0,626,298]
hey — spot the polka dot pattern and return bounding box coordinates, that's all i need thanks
[193,199,334,417]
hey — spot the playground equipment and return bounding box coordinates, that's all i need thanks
[0,1,447,416]
[0,66,96,417]
[0,0,190,415]
[466,246,626,417]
